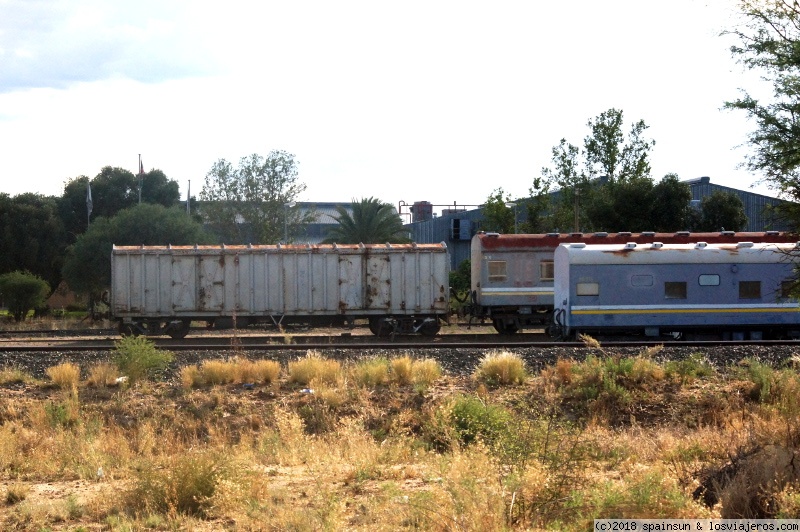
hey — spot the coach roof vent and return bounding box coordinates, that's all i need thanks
[677,231,691,236]
[486,232,500,238]
[737,242,754,248]
[721,231,735,236]
[651,242,663,249]
[546,232,560,237]
[569,243,587,248]
[625,242,637,249]
[594,232,608,237]
[766,231,780,235]
[619,231,632,237]
[641,231,655,236]
[695,242,708,248]
[570,232,584,237]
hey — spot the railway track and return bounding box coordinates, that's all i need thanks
[0,331,798,352]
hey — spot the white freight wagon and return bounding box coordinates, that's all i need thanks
[111,242,450,338]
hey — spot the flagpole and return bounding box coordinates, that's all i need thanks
[86,180,92,228]
[138,154,142,204]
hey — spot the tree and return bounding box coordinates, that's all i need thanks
[725,1,800,209]
[693,191,749,232]
[536,109,659,232]
[323,197,410,244]
[199,150,313,244]
[480,189,516,233]
[0,193,68,288]
[60,167,181,238]
[648,174,693,231]
[449,259,471,297]
[62,204,212,298]
[0,271,50,322]
[584,109,655,184]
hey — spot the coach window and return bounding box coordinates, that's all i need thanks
[576,282,599,296]
[739,281,761,299]
[665,282,687,299]
[488,261,507,282]
[540,260,554,281]
[698,274,720,286]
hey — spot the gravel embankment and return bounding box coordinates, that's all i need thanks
[1,344,797,380]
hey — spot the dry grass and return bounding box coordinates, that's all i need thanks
[473,350,527,386]
[181,357,283,389]
[350,357,389,387]
[287,350,343,386]
[0,364,34,385]
[0,349,799,529]
[45,362,80,389]
[85,362,120,387]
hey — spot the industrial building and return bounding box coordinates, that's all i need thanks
[402,177,795,269]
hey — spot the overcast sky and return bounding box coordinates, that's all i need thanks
[0,0,776,215]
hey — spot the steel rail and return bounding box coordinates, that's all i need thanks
[0,334,798,352]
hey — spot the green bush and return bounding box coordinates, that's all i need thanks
[0,271,50,322]
[113,336,174,384]
[665,353,715,382]
[451,395,514,448]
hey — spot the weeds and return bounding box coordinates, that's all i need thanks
[124,450,236,518]
[86,362,120,387]
[288,351,342,386]
[0,365,33,385]
[3,349,800,529]
[351,357,389,388]
[45,362,80,390]
[5,483,28,504]
[473,350,527,386]
[113,335,174,384]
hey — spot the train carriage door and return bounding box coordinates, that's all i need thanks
[171,255,197,312]
[338,252,363,311]
[198,254,225,311]
[366,252,391,309]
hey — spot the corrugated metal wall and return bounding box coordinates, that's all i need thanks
[686,177,790,232]
[406,210,484,269]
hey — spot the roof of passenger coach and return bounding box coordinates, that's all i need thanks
[555,241,800,265]
[473,231,794,251]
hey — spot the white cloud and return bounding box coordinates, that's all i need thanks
[0,0,782,213]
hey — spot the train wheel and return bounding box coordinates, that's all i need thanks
[419,320,440,337]
[369,317,391,337]
[118,321,139,337]
[167,320,191,340]
[492,319,519,335]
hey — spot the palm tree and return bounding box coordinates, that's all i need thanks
[323,197,410,244]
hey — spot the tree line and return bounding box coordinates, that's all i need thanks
[0,152,406,321]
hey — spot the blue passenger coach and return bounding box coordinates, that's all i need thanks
[551,241,800,340]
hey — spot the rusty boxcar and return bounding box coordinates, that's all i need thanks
[111,242,450,338]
